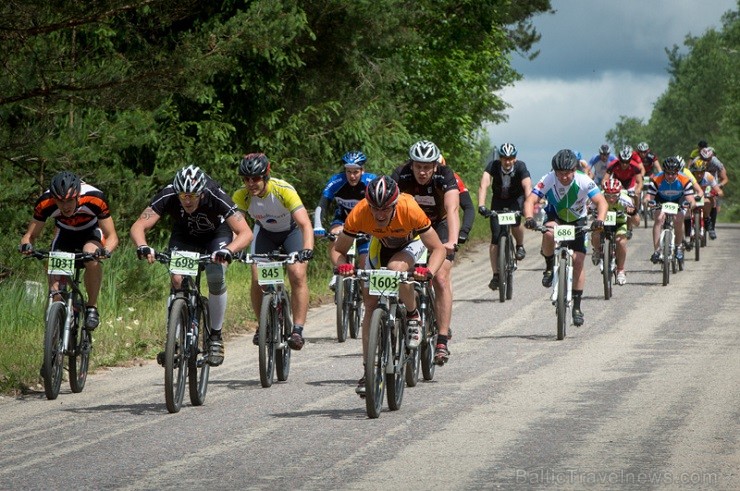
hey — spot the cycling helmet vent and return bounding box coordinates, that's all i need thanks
[409,140,441,163]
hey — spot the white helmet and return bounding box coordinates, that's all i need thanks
[409,140,441,163]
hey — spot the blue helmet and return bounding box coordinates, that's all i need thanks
[499,142,517,157]
[341,151,367,168]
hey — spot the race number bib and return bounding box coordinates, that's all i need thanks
[48,251,75,277]
[553,224,575,241]
[604,211,617,226]
[367,270,400,297]
[169,250,200,277]
[661,202,679,215]
[256,262,285,285]
[497,212,517,225]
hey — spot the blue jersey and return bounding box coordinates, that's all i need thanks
[320,172,377,224]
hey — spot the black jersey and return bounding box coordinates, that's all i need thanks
[483,159,530,202]
[391,162,458,224]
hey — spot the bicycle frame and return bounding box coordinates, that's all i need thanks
[488,209,520,302]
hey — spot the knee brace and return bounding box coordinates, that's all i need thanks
[205,263,227,295]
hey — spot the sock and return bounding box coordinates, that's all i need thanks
[573,290,583,310]
[710,207,717,227]
[437,334,448,346]
[544,254,555,271]
[407,308,419,318]
[292,324,303,334]
[209,292,227,332]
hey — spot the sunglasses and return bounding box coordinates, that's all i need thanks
[243,176,264,183]
[369,204,394,213]
[177,192,201,200]
[664,172,678,177]
[604,193,620,199]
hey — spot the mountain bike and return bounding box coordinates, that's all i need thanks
[688,196,705,261]
[240,251,297,388]
[483,209,520,302]
[354,268,416,419]
[597,211,619,300]
[537,224,591,340]
[416,274,438,381]
[640,177,652,228]
[327,232,368,342]
[650,202,683,286]
[155,251,213,413]
[28,250,101,400]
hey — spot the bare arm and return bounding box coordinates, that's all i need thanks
[98,217,119,253]
[20,219,46,248]
[443,189,460,247]
[224,211,253,253]
[419,227,446,276]
[129,207,161,247]
[477,172,491,208]
[292,206,315,251]
[329,231,354,267]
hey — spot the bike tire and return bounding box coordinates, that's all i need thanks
[258,294,276,388]
[497,235,507,303]
[505,235,514,300]
[276,294,292,382]
[420,287,437,381]
[335,276,349,342]
[602,236,612,300]
[68,322,90,394]
[164,298,189,413]
[349,281,363,339]
[386,307,406,411]
[556,256,567,341]
[693,212,701,261]
[405,291,421,388]
[365,308,388,419]
[42,302,66,400]
[662,235,671,286]
[188,296,210,406]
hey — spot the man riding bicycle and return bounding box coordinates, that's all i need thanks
[644,156,697,263]
[392,140,460,365]
[330,175,446,396]
[313,151,377,289]
[130,165,253,366]
[590,178,637,285]
[477,142,532,291]
[20,171,120,331]
[232,153,315,351]
[523,149,608,326]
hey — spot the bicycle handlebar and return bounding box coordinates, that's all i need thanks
[154,251,212,265]
[238,251,300,265]
[24,250,100,262]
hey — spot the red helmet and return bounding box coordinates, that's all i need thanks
[602,178,623,195]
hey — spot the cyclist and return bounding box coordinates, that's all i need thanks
[392,140,459,365]
[692,147,728,239]
[330,175,446,395]
[437,154,475,246]
[477,142,532,290]
[588,144,617,187]
[590,178,637,285]
[130,165,252,366]
[523,149,608,326]
[232,153,315,350]
[20,171,120,331]
[636,141,662,176]
[606,145,645,235]
[313,151,377,289]
[644,156,697,264]
[689,159,724,240]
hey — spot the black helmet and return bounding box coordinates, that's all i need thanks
[341,151,367,168]
[365,175,399,209]
[173,165,207,194]
[599,144,611,155]
[619,146,633,162]
[662,156,681,173]
[409,140,441,163]
[49,171,82,200]
[238,153,271,179]
[551,149,579,171]
[499,142,517,158]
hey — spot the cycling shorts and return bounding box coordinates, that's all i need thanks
[367,236,426,269]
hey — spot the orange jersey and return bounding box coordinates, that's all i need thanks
[344,193,431,249]
[33,183,111,232]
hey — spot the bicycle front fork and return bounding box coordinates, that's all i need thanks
[550,253,573,305]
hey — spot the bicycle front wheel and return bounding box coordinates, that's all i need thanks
[662,233,671,286]
[165,298,189,413]
[602,236,612,300]
[69,322,90,394]
[365,308,389,419]
[693,211,701,261]
[420,288,437,381]
[497,235,507,303]
[556,257,567,340]
[387,308,406,411]
[335,277,349,342]
[188,296,210,406]
[43,302,66,400]
[258,294,276,388]
[276,294,292,382]
[505,234,515,300]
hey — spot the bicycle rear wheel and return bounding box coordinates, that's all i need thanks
[335,277,349,342]
[165,298,189,413]
[602,236,612,300]
[556,257,567,340]
[258,294,276,388]
[276,294,292,382]
[188,296,210,406]
[43,302,66,400]
[405,293,420,388]
[505,234,515,300]
[365,308,388,419]
[349,281,363,339]
[387,309,406,411]
[68,321,90,394]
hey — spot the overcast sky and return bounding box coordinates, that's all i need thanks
[485,0,737,179]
